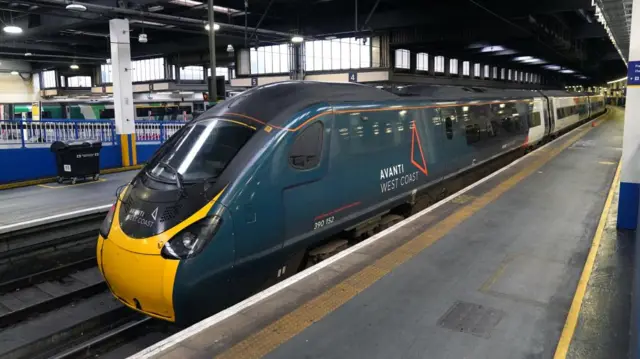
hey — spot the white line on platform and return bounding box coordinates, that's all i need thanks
[0,204,112,234]
[129,113,608,359]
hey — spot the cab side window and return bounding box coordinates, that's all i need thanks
[289,122,324,170]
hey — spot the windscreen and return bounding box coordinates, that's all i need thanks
[145,118,255,183]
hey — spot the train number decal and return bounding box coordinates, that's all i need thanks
[314,216,335,230]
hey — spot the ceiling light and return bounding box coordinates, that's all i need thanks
[544,64,561,70]
[514,56,532,62]
[65,3,87,12]
[70,64,79,70]
[480,45,505,53]
[559,69,575,74]
[325,36,337,40]
[24,52,32,56]
[106,58,111,64]
[169,0,203,7]
[148,5,164,11]
[213,5,241,14]
[291,35,304,43]
[204,23,220,31]
[226,44,234,52]
[138,33,148,43]
[10,71,19,75]
[3,25,23,34]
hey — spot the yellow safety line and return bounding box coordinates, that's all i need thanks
[553,160,621,359]
[215,115,610,359]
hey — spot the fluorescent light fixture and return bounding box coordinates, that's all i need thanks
[65,3,87,12]
[70,64,79,70]
[169,0,202,6]
[325,36,337,40]
[3,25,23,34]
[607,76,626,84]
[148,5,164,11]
[544,64,561,70]
[213,5,241,14]
[480,45,505,53]
[10,71,19,75]
[204,23,220,31]
[24,52,32,56]
[514,56,532,62]
[524,58,546,64]
[559,69,575,74]
[291,35,304,43]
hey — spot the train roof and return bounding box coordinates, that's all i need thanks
[390,84,540,100]
[200,81,594,131]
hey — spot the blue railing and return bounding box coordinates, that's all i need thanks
[0,119,186,148]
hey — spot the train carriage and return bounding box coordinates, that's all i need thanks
[97,81,606,324]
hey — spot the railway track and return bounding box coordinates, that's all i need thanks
[0,212,105,285]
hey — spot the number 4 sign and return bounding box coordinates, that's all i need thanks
[348,72,358,83]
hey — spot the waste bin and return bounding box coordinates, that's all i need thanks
[50,139,102,185]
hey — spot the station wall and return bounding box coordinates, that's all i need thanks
[0,59,38,103]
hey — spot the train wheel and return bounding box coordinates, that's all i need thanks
[56,177,63,184]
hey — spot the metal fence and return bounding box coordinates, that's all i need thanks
[0,119,186,148]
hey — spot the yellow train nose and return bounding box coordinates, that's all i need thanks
[98,236,179,321]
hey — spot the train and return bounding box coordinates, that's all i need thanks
[9,100,214,121]
[96,81,606,324]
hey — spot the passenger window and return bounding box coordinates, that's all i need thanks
[529,112,541,127]
[289,122,324,170]
[445,117,453,140]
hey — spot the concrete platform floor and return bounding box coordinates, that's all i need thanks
[132,108,627,359]
[0,170,137,231]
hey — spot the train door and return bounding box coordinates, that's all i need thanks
[232,115,332,299]
[280,117,331,252]
[439,106,470,173]
[542,97,553,137]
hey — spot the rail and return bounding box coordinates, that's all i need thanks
[0,119,186,148]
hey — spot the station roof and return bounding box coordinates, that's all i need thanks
[0,0,627,84]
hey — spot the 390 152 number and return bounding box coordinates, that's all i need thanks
[314,216,335,230]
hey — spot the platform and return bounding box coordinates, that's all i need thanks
[0,170,138,233]
[132,108,627,359]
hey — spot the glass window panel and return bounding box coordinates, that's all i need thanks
[484,64,490,78]
[331,39,341,70]
[350,39,359,68]
[463,61,470,76]
[264,46,273,74]
[341,39,350,69]
[416,53,428,71]
[360,38,370,68]
[395,49,410,69]
[493,66,498,79]
[250,48,258,74]
[450,58,458,74]
[474,63,480,77]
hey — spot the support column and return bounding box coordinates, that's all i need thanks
[618,0,640,229]
[109,19,136,167]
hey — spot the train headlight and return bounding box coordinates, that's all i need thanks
[161,215,222,260]
[99,204,116,238]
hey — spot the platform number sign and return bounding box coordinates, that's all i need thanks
[251,77,258,87]
[348,72,358,83]
[628,61,640,85]
[64,165,71,172]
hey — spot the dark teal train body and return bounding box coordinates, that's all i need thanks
[97,81,604,324]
